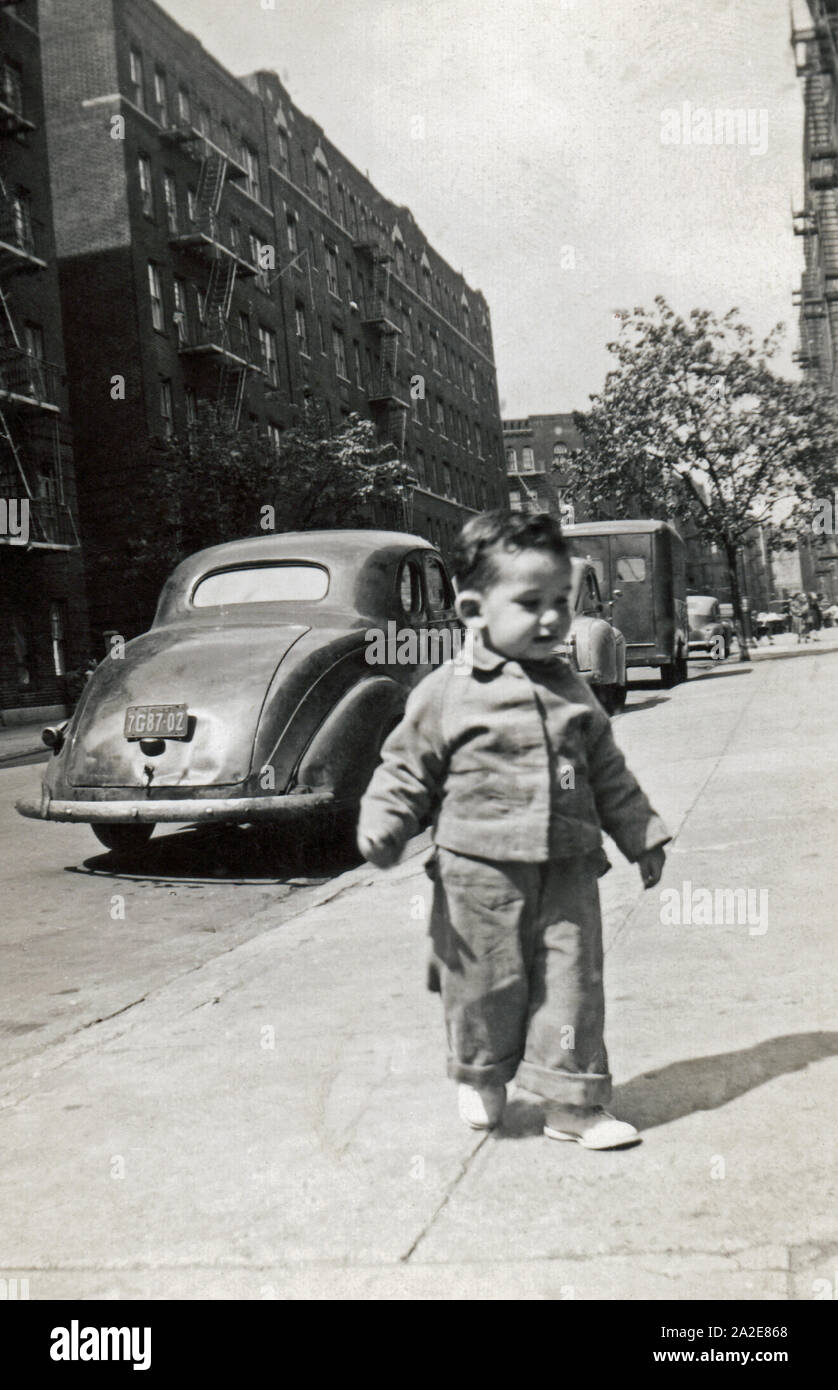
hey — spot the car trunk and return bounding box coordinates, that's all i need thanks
[66,621,308,788]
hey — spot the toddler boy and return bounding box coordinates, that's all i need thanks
[357,512,669,1149]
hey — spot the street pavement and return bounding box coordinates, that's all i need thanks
[1,642,836,1300]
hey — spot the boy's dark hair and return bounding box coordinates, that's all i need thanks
[450,510,570,590]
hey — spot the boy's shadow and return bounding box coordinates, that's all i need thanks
[500,1031,838,1138]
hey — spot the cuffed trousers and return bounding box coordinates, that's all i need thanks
[428,848,612,1106]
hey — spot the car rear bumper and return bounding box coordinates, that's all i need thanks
[15,789,335,824]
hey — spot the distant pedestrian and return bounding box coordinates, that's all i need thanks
[358,511,670,1150]
[808,592,822,636]
[790,591,810,644]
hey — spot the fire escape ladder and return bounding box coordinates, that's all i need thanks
[202,257,237,344]
[195,153,228,236]
[217,362,246,429]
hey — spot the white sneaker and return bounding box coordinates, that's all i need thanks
[457,1082,506,1130]
[544,1104,640,1149]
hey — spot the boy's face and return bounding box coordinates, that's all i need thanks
[457,547,573,662]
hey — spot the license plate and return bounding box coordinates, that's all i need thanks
[124,704,189,740]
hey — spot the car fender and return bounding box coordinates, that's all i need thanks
[293,675,408,804]
[574,616,618,684]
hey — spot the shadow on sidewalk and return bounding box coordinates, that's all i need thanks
[498,1031,838,1138]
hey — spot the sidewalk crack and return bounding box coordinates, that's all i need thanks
[399,1134,489,1263]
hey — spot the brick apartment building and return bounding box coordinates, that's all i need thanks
[788,0,838,601]
[37,0,508,643]
[0,0,89,723]
[502,413,581,521]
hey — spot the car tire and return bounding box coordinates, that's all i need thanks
[91,823,155,856]
[676,653,689,683]
[589,682,618,715]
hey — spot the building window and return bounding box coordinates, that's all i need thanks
[354,340,364,388]
[267,422,282,453]
[414,448,426,486]
[148,262,164,331]
[241,143,261,201]
[430,332,440,371]
[301,149,310,187]
[315,161,330,212]
[422,265,432,302]
[286,211,298,254]
[318,315,327,355]
[250,233,270,291]
[238,309,251,358]
[442,461,453,497]
[1,60,23,117]
[442,341,450,378]
[469,364,477,400]
[259,325,279,384]
[348,195,358,236]
[522,447,535,471]
[506,446,518,471]
[344,261,354,305]
[332,325,347,379]
[325,244,339,296]
[276,127,290,173]
[138,154,154,217]
[173,277,188,344]
[510,488,522,512]
[475,422,483,457]
[153,68,168,126]
[185,387,197,427]
[159,379,174,437]
[229,215,241,252]
[177,87,191,124]
[402,309,413,354]
[463,304,470,339]
[187,187,197,224]
[308,229,318,268]
[394,238,405,278]
[294,301,309,357]
[436,398,445,435]
[129,48,145,111]
[163,171,177,232]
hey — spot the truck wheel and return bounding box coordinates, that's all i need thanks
[92,823,155,856]
[589,682,618,715]
[675,653,689,683]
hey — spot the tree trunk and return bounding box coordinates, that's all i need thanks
[724,541,750,662]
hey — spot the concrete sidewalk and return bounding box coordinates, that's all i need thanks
[1,646,836,1300]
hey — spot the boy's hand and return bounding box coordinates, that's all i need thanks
[357,831,401,868]
[637,846,665,889]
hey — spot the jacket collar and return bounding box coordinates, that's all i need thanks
[466,632,564,675]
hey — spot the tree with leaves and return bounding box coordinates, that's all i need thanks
[562,298,838,658]
[100,402,412,632]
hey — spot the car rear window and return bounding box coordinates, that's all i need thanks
[193,563,329,607]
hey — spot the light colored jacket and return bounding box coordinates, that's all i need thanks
[359,641,670,865]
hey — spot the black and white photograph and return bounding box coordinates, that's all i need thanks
[1,0,836,1336]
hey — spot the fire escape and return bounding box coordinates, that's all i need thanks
[792,6,838,384]
[0,171,78,550]
[161,124,263,426]
[354,234,413,527]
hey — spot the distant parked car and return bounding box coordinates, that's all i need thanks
[687,594,730,659]
[559,557,627,715]
[16,530,461,860]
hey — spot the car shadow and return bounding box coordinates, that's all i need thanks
[71,819,363,885]
[497,1031,838,1139]
[686,665,753,682]
[616,695,671,714]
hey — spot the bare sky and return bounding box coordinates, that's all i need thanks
[161,0,807,415]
